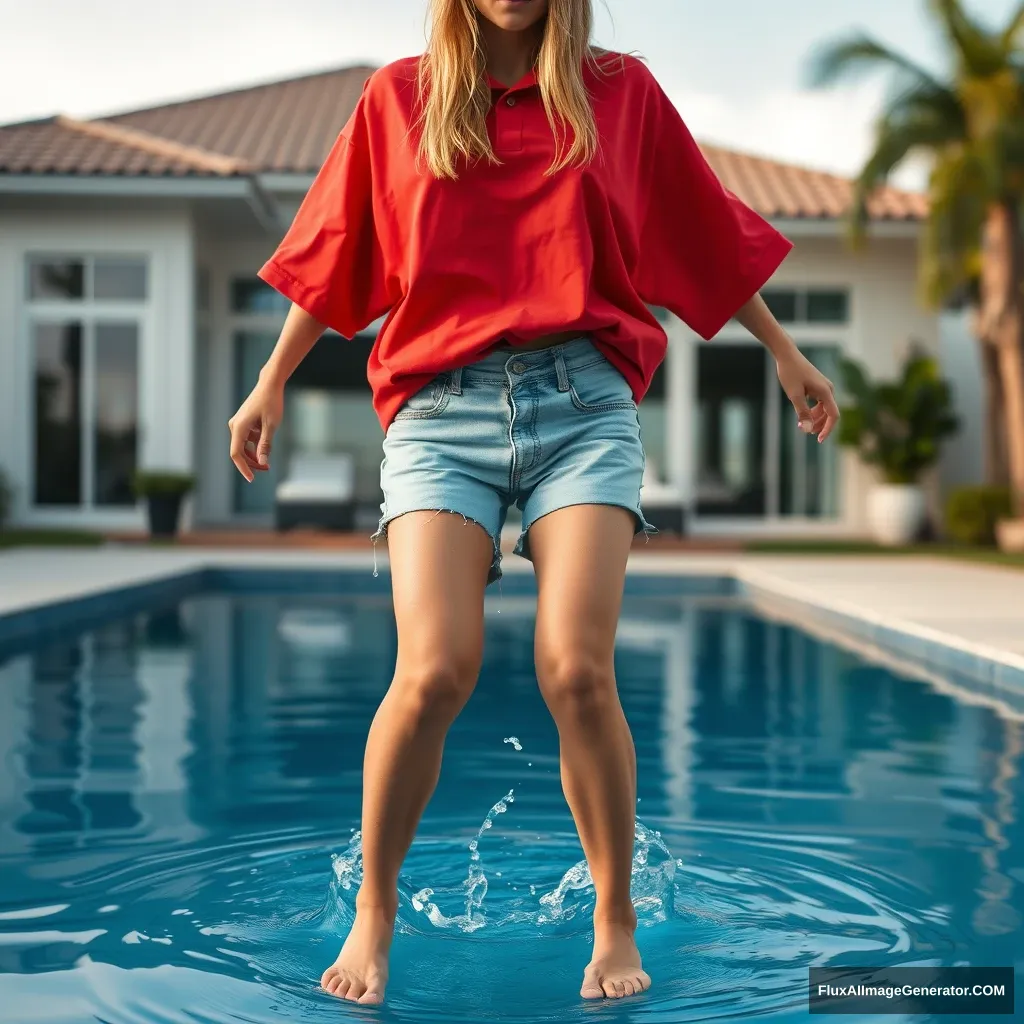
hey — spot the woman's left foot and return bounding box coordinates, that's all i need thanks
[580,920,651,999]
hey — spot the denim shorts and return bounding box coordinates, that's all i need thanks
[372,337,654,583]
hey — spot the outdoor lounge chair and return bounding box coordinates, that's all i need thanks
[275,452,356,531]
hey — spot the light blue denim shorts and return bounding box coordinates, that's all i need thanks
[372,337,654,584]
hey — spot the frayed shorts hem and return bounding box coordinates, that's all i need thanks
[513,500,656,562]
[370,505,504,584]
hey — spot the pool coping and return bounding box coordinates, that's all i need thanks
[1,548,1022,697]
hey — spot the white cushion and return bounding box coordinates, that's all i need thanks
[276,453,355,503]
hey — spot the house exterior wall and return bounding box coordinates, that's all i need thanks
[0,202,955,538]
[682,228,942,536]
[0,208,196,530]
[193,230,274,526]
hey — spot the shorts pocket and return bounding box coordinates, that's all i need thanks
[393,374,452,421]
[568,358,636,413]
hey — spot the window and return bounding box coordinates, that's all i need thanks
[34,323,83,505]
[29,259,84,301]
[94,258,148,301]
[231,276,290,314]
[758,288,849,325]
[806,290,849,323]
[762,290,798,323]
[27,256,145,509]
[28,256,147,302]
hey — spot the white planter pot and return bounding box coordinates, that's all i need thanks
[867,484,926,547]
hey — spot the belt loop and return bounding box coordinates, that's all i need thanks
[450,366,463,395]
[554,348,570,392]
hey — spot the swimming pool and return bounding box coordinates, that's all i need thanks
[0,574,1021,1022]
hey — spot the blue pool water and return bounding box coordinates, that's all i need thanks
[0,578,1022,1023]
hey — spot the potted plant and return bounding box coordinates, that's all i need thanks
[838,348,959,546]
[133,471,195,538]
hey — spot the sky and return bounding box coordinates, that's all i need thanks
[1,0,1020,185]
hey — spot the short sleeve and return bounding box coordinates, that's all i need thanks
[257,85,390,339]
[633,79,793,340]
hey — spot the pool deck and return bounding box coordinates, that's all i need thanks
[2,545,1023,693]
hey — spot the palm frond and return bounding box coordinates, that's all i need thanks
[806,33,945,92]
[930,0,1006,75]
[1002,1,1024,53]
[846,91,966,241]
[919,149,990,305]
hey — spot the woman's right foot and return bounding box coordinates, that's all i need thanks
[320,904,394,1004]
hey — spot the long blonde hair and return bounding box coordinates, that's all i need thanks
[416,0,599,178]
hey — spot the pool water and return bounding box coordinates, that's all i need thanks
[0,582,1022,1023]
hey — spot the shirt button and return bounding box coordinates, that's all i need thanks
[506,96,516,107]
[510,360,527,374]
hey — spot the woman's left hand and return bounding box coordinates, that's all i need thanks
[776,348,840,443]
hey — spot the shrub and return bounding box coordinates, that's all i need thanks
[945,486,1014,546]
[837,347,959,484]
[133,471,195,498]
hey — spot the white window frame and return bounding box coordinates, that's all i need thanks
[25,252,150,515]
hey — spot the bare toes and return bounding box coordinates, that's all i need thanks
[345,981,366,1002]
[359,987,386,1005]
[581,971,604,1000]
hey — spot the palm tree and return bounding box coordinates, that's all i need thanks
[809,0,1024,516]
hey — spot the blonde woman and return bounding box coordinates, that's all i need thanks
[228,0,838,1005]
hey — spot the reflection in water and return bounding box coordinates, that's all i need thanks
[0,588,1021,1023]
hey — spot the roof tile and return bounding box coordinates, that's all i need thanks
[0,64,927,220]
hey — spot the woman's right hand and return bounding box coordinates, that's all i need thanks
[228,375,285,483]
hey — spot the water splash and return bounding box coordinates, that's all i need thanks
[327,793,679,936]
[503,737,523,751]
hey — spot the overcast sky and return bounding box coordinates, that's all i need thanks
[1,0,1019,184]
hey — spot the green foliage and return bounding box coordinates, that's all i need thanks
[0,468,11,527]
[837,348,960,483]
[133,471,196,498]
[808,0,1024,306]
[945,485,1014,545]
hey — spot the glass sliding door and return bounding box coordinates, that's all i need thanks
[94,323,139,506]
[695,341,840,521]
[33,320,139,508]
[233,331,284,515]
[28,255,146,513]
[695,345,768,516]
[34,323,84,505]
[778,345,840,518]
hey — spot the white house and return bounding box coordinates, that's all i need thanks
[0,65,970,539]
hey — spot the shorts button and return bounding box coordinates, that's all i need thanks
[506,96,516,107]
[510,360,527,374]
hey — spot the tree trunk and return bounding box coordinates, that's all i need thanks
[982,340,1009,486]
[978,203,1024,515]
[971,305,1010,486]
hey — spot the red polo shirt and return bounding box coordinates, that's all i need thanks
[258,54,792,430]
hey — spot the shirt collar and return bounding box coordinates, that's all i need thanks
[487,69,538,92]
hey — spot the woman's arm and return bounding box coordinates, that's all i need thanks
[227,303,325,481]
[735,293,840,443]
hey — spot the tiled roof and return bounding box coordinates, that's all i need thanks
[0,64,926,220]
[701,144,928,221]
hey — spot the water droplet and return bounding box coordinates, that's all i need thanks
[503,737,523,751]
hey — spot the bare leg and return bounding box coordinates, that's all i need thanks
[529,505,651,1000]
[321,511,493,1003]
